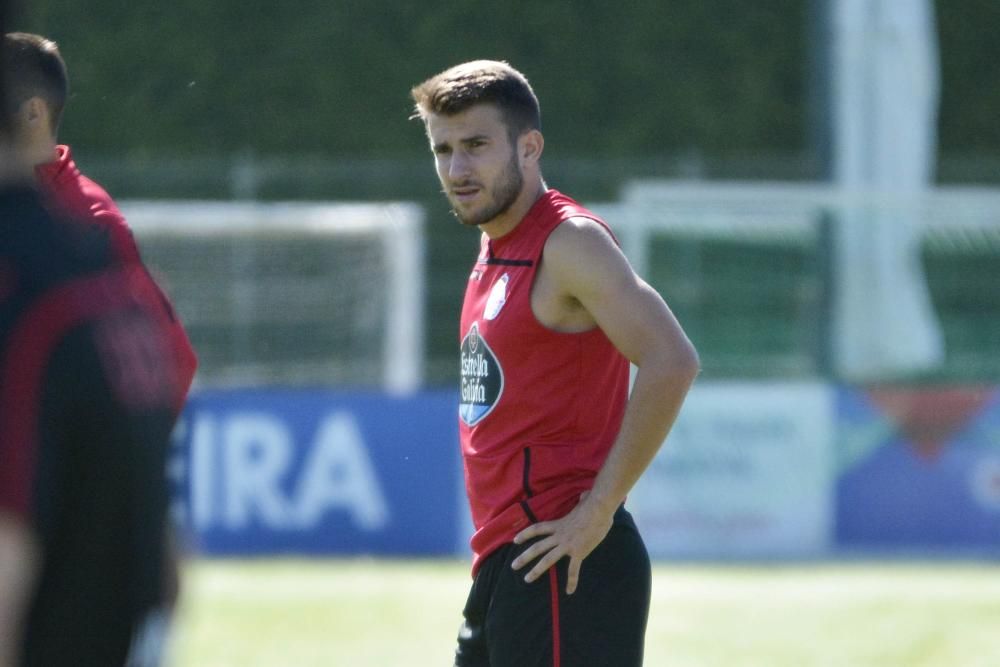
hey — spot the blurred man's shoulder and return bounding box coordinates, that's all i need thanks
[0,186,113,298]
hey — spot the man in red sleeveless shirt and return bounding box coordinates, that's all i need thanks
[412,61,699,666]
[3,31,197,412]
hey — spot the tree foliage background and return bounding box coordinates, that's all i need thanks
[18,0,997,180]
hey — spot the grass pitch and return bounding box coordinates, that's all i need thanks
[168,558,1000,667]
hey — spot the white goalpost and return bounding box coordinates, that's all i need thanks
[122,201,425,394]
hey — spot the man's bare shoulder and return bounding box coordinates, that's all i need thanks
[544,215,628,278]
[551,215,616,240]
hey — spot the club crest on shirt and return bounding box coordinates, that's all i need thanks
[460,322,503,426]
[484,273,509,320]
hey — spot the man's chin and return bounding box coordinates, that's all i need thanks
[451,203,488,227]
[454,212,484,227]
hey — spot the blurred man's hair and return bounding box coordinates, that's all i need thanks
[3,32,68,134]
[410,60,541,143]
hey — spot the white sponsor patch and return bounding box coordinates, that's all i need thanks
[484,273,509,320]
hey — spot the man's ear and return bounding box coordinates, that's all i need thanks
[19,97,50,130]
[519,129,544,165]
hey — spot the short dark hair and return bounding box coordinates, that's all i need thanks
[3,32,68,133]
[410,60,541,141]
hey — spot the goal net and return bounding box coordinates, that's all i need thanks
[593,182,1000,381]
[122,201,424,393]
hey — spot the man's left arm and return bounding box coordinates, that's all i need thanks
[512,218,699,593]
[0,513,39,667]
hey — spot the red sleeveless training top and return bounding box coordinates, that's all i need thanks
[459,189,629,573]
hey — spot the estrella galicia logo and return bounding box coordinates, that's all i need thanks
[460,322,503,426]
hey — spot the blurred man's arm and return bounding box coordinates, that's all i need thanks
[100,211,198,413]
[134,265,198,414]
[0,512,38,667]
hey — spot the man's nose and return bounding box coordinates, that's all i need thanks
[448,151,471,180]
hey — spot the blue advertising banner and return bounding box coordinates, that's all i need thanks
[836,387,1000,552]
[166,384,1000,559]
[169,389,464,556]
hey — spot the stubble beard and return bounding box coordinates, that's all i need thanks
[449,152,524,228]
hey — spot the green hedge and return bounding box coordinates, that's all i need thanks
[19,2,998,178]
[20,1,805,160]
[18,2,997,183]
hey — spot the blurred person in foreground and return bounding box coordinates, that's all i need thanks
[3,31,197,409]
[411,60,699,667]
[0,28,184,667]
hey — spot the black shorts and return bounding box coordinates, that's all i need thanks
[455,506,651,667]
